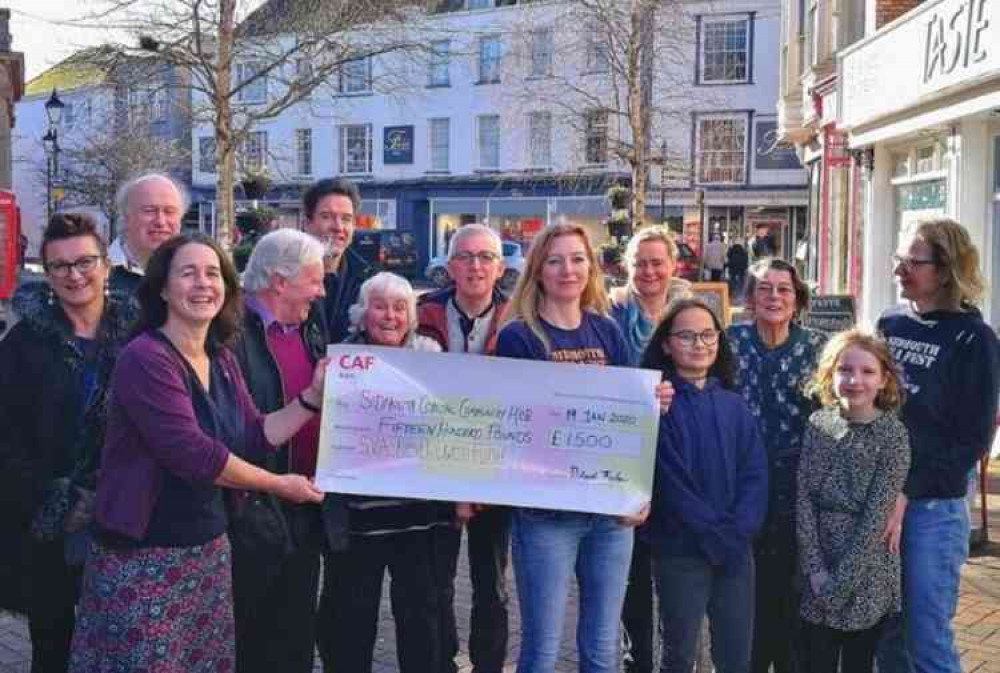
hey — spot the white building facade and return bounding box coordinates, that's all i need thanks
[13,54,193,256]
[838,0,1000,326]
[191,0,807,267]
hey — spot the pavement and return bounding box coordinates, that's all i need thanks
[3,478,1000,672]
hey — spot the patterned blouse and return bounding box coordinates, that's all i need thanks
[728,322,827,549]
[797,407,910,631]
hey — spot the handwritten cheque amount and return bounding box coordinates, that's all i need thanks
[314,345,661,516]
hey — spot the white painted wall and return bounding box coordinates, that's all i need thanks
[191,0,806,194]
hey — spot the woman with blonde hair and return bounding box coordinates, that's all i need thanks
[497,222,666,673]
[877,218,1000,673]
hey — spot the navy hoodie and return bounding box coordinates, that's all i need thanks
[878,305,1000,499]
[647,377,768,571]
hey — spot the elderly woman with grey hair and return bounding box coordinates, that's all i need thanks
[316,271,448,673]
[726,257,827,673]
[229,228,329,673]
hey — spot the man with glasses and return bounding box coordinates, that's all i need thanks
[302,177,378,343]
[417,223,511,673]
[108,172,187,294]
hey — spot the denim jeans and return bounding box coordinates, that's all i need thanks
[876,497,969,673]
[512,509,633,673]
[653,550,755,673]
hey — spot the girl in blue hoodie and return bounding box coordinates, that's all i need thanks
[642,298,768,673]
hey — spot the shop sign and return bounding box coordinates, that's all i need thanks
[840,0,998,129]
[924,0,989,84]
[754,121,802,170]
[383,126,414,164]
[824,128,852,168]
[803,295,856,334]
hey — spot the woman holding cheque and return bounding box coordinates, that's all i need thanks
[68,233,325,672]
[496,221,669,673]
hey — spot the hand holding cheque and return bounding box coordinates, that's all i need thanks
[314,345,663,516]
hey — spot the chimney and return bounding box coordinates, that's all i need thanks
[876,0,923,29]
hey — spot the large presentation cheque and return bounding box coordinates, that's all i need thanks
[315,345,661,516]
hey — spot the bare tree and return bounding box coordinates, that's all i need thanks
[26,49,191,237]
[52,118,190,238]
[504,0,703,229]
[77,0,440,248]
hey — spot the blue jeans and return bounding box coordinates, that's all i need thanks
[653,551,755,673]
[877,497,969,673]
[512,509,634,673]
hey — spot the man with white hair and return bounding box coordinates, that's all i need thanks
[229,228,329,673]
[108,172,188,294]
[417,223,512,673]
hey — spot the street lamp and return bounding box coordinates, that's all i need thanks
[43,88,65,221]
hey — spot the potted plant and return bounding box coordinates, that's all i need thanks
[233,206,276,271]
[239,166,273,200]
[605,183,630,211]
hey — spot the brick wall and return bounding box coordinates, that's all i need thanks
[876,0,924,28]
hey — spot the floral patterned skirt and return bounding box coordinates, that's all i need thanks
[68,534,235,672]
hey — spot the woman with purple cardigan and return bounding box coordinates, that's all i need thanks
[68,233,325,673]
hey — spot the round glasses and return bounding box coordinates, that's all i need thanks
[669,329,720,347]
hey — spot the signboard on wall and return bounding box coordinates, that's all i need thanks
[383,126,414,164]
[824,127,852,168]
[754,121,802,170]
[840,0,997,129]
[690,282,731,326]
[803,295,856,334]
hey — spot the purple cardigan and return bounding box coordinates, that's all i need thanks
[96,331,272,541]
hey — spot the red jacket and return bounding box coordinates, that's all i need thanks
[416,286,508,355]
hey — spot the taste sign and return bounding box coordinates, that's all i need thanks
[924,0,989,83]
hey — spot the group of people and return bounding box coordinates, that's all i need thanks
[0,170,998,673]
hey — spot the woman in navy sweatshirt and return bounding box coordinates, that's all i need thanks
[877,218,1000,673]
[642,297,768,673]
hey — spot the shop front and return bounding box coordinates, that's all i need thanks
[428,195,611,259]
[839,0,1000,326]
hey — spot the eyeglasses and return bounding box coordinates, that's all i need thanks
[45,255,102,278]
[755,283,796,297]
[669,329,720,347]
[892,254,937,271]
[451,251,500,265]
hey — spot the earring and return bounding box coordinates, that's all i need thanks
[47,286,55,306]
[104,281,110,298]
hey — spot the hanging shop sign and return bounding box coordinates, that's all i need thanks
[383,126,414,164]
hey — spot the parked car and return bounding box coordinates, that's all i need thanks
[351,230,418,278]
[425,240,525,289]
[675,241,701,281]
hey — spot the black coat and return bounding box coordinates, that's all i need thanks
[229,302,349,556]
[0,282,137,613]
[320,247,379,344]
